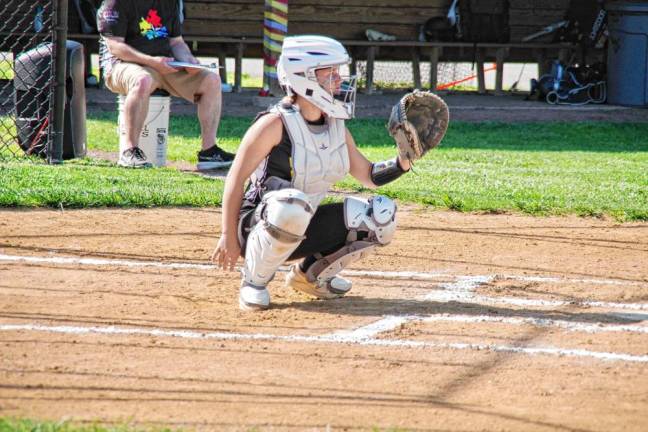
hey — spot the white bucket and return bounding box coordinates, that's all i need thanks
[117,94,170,167]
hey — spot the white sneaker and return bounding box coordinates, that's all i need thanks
[285,264,352,299]
[118,147,153,168]
[239,284,270,311]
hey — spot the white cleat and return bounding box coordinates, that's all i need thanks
[239,284,270,311]
[285,264,352,299]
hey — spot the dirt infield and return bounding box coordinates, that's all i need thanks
[1,207,647,431]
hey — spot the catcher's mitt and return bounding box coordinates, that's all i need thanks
[388,90,449,162]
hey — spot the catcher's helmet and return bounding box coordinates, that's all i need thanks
[277,35,357,119]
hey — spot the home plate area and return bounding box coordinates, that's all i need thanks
[0,207,647,430]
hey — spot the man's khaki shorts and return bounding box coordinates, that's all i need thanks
[105,62,214,103]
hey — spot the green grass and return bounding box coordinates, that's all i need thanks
[0,418,412,432]
[226,72,263,88]
[0,59,13,80]
[343,120,648,220]
[2,115,647,220]
[0,418,175,432]
[0,418,411,432]
[0,158,222,207]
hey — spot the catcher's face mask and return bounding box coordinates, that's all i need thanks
[277,35,357,119]
[313,66,357,119]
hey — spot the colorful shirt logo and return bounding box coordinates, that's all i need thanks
[139,9,168,40]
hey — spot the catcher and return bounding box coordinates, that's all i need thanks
[211,35,449,311]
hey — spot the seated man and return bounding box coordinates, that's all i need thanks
[97,0,234,169]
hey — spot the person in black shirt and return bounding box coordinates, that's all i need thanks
[97,0,234,169]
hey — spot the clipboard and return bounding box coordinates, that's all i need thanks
[167,61,222,70]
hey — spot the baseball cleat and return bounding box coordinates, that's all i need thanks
[285,264,352,299]
[239,284,270,311]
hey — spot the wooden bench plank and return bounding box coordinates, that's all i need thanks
[290,0,448,6]
[509,0,569,9]
[186,2,445,24]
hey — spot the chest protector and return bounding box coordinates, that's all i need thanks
[274,103,350,209]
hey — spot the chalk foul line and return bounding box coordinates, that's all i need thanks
[1,322,647,363]
[1,253,645,286]
[3,252,648,362]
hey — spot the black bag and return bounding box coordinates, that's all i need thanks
[420,0,461,42]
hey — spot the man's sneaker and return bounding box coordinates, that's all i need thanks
[285,264,352,299]
[197,145,235,170]
[239,283,270,311]
[118,147,153,168]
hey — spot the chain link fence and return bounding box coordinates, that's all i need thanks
[0,0,68,163]
[355,61,474,90]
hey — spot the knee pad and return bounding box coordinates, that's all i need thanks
[243,189,314,287]
[344,195,397,245]
[257,188,315,241]
[305,195,398,285]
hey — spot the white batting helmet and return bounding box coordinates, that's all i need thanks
[277,35,357,119]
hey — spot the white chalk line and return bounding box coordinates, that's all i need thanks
[345,277,491,343]
[331,313,648,337]
[431,277,648,311]
[3,251,647,315]
[330,275,648,351]
[420,314,648,334]
[330,315,418,340]
[4,252,646,312]
[3,252,648,357]
[2,322,647,363]
[426,290,648,312]
[0,253,215,271]
[504,275,642,286]
[1,253,645,286]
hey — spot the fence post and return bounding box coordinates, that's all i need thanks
[48,0,68,164]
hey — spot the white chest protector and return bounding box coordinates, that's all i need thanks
[274,103,350,209]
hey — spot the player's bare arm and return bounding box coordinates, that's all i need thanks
[211,114,284,271]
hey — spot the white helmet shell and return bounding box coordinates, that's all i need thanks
[277,35,357,119]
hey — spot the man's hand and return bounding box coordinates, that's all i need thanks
[184,56,202,75]
[149,56,178,75]
[169,37,201,74]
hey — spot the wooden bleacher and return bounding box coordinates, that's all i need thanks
[67,0,596,93]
